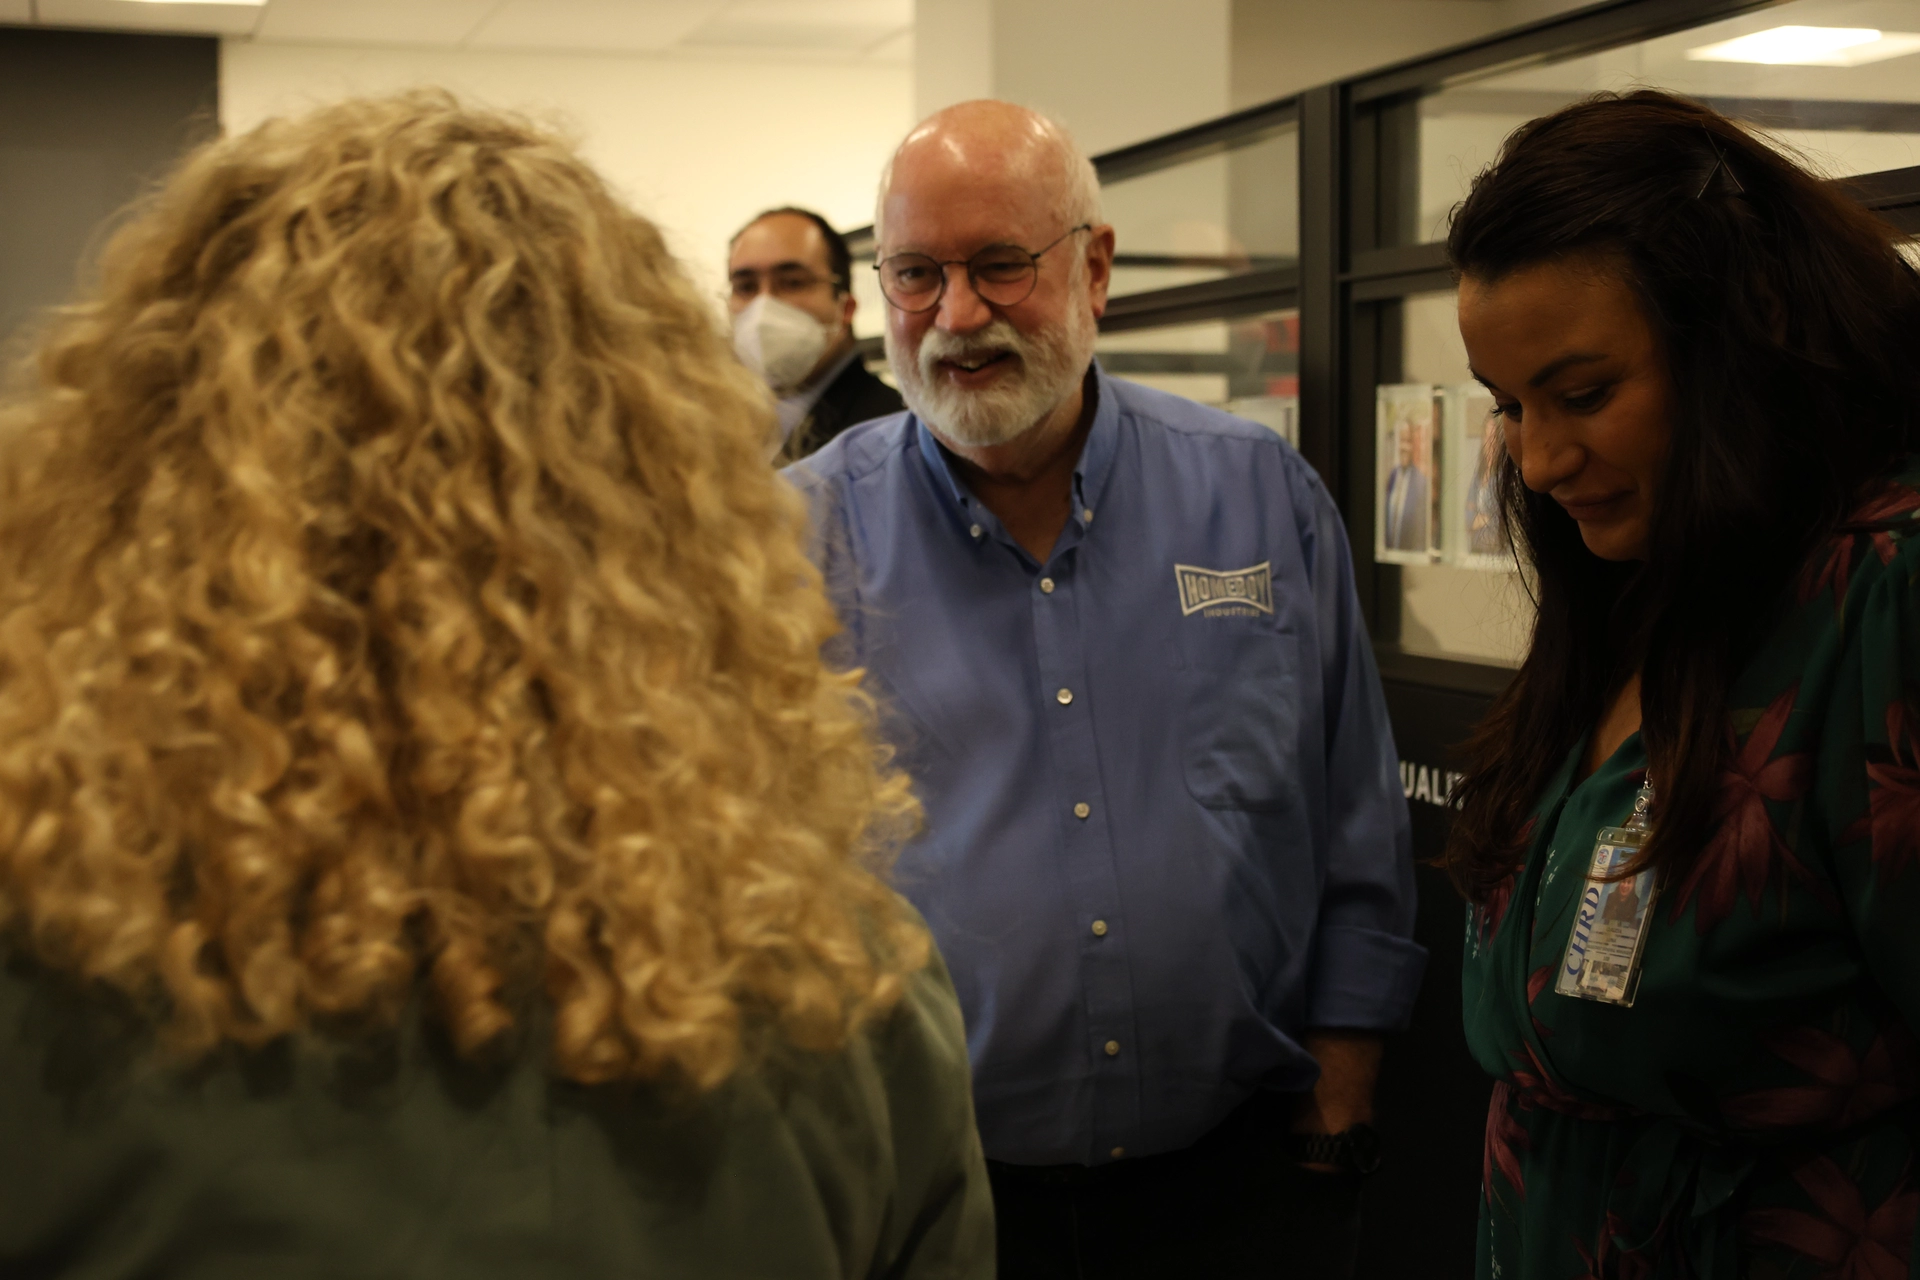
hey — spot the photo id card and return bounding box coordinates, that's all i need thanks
[1555,825,1657,1007]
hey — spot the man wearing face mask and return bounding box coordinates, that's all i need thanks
[728,207,903,463]
[786,102,1421,1280]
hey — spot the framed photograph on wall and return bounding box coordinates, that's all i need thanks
[1442,384,1508,570]
[1375,383,1441,564]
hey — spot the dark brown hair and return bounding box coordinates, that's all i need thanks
[730,206,853,292]
[1442,90,1920,901]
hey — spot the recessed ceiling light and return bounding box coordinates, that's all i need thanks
[1687,25,1920,66]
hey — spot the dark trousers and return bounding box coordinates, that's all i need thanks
[988,1092,1363,1280]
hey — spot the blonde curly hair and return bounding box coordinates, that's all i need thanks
[0,92,927,1087]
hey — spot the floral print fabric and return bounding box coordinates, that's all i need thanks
[1464,468,1920,1280]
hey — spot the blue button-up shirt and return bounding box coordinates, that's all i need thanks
[788,366,1425,1167]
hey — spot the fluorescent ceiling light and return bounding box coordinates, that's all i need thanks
[1687,25,1920,66]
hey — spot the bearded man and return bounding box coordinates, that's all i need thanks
[787,100,1424,1280]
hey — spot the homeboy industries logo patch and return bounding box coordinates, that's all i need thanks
[1175,562,1274,618]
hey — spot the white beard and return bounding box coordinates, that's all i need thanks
[887,300,1097,449]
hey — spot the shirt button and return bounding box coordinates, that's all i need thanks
[1056,688,1073,705]
[1073,802,1091,819]
[1104,1040,1120,1056]
[969,524,982,538]
[1110,1146,1126,1159]
[1039,577,1055,593]
[1082,508,1094,523]
[1091,919,1108,937]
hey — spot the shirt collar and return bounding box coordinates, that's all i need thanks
[776,347,859,440]
[912,360,1120,538]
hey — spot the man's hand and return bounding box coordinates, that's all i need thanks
[1292,1031,1384,1170]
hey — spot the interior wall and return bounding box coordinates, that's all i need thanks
[1229,0,1611,109]
[990,0,1231,154]
[1499,0,1623,26]
[221,41,913,307]
[0,27,218,350]
[913,0,1230,155]
[913,0,994,122]
[910,0,1614,180]
[1230,0,1506,109]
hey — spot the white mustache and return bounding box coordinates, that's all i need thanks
[888,303,1093,449]
[918,322,1030,377]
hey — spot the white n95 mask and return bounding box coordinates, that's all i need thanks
[732,295,834,395]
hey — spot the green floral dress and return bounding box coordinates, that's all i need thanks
[1465,470,1920,1280]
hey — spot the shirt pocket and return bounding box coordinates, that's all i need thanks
[1172,625,1302,812]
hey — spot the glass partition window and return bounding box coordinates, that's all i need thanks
[1096,310,1300,443]
[851,264,888,342]
[1378,290,1530,667]
[1100,122,1298,298]
[1410,0,1920,243]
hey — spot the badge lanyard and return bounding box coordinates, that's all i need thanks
[1555,781,1658,1007]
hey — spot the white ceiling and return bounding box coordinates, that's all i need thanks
[10,0,914,61]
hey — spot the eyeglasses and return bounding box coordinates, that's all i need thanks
[873,224,1092,314]
[729,266,843,303]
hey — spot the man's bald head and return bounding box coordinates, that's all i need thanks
[875,100,1100,246]
[872,100,1113,454]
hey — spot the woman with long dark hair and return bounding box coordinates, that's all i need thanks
[1447,91,1920,1278]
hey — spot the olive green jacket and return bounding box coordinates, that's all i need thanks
[0,944,993,1279]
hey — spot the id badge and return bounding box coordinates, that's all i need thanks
[1555,823,1658,1007]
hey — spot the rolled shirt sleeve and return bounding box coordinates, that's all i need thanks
[1292,462,1427,1032]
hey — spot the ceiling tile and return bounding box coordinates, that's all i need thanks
[715,0,910,25]
[253,0,499,46]
[36,0,262,36]
[680,20,896,50]
[681,0,908,52]
[468,0,726,53]
[683,22,898,49]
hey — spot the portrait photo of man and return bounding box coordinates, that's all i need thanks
[1375,384,1438,563]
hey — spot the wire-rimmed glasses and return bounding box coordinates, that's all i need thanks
[873,224,1092,313]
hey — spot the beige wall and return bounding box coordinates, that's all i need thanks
[1231,0,1618,110]
[221,41,913,307]
[915,0,1602,157]
[1231,0,1505,109]
[993,0,1231,154]
[913,0,994,124]
[914,0,1229,154]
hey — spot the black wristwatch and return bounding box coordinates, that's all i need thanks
[1290,1124,1383,1176]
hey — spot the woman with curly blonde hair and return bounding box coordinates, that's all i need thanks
[0,92,990,1278]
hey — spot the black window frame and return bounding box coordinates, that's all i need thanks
[849,0,1920,699]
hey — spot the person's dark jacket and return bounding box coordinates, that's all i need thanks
[0,941,993,1278]
[778,357,904,465]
